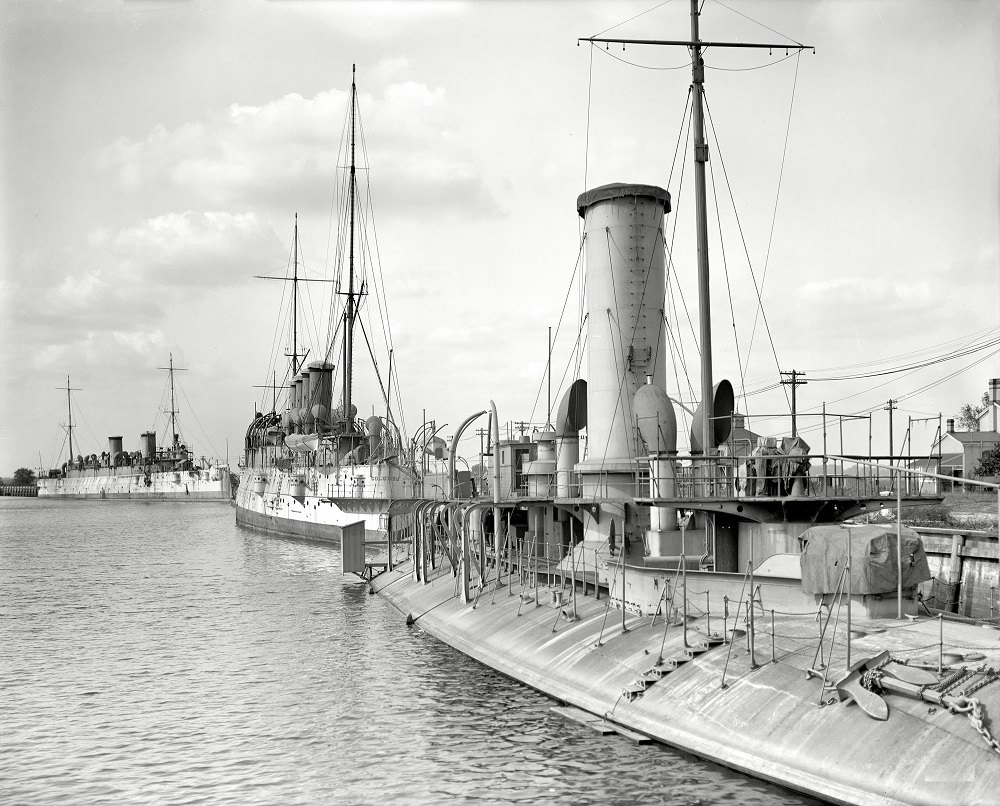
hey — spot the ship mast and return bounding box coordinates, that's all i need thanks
[581,0,810,455]
[343,63,358,433]
[292,214,300,376]
[61,375,80,461]
[255,215,313,383]
[158,353,187,449]
[689,3,713,457]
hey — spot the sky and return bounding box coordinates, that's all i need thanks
[2,0,998,475]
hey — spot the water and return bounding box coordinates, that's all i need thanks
[1,499,821,805]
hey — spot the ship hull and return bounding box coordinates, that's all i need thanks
[234,467,386,543]
[235,497,347,543]
[373,560,1000,806]
[37,469,231,501]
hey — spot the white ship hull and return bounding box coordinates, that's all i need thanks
[38,467,231,501]
[234,465,422,543]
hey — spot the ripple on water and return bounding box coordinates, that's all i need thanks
[0,500,822,806]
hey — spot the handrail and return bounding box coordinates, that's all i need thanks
[594,546,626,647]
[720,560,753,689]
[807,563,850,703]
[500,453,952,503]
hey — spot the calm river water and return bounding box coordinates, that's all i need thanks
[1,499,822,805]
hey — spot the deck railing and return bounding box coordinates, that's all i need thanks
[478,454,948,502]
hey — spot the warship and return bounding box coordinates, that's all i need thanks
[38,357,232,500]
[235,66,448,540]
[236,8,1000,805]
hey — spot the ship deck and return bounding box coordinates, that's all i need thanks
[372,554,1000,806]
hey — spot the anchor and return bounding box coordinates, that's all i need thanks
[831,650,891,720]
[832,651,957,721]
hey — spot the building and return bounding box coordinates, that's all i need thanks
[934,378,1000,481]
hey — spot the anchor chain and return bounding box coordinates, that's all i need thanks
[857,657,1000,755]
[959,667,1000,698]
[923,667,977,699]
[860,654,892,694]
[949,697,1000,757]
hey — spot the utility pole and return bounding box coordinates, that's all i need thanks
[780,370,807,437]
[884,399,897,461]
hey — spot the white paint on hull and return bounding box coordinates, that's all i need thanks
[37,468,231,501]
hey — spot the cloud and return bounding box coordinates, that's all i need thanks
[5,210,283,375]
[798,276,933,312]
[98,83,498,218]
[111,210,280,288]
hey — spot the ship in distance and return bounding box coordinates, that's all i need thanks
[39,356,232,500]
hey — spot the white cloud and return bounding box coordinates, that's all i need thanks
[111,210,279,287]
[97,84,497,217]
[798,276,932,309]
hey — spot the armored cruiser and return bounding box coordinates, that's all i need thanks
[38,358,232,501]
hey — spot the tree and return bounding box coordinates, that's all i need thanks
[975,447,1000,478]
[13,468,36,486]
[957,392,990,431]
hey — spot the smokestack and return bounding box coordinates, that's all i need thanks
[141,431,156,459]
[299,372,312,432]
[309,361,335,432]
[290,376,304,433]
[108,436,124,467]
[575,182,670,466]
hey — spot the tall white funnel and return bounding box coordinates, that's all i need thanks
[575,183,670,475]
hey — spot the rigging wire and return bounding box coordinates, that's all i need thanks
[709,50,803,72]
[707,127,749,411]
[592,0,678,39]
[68,398,102,459]
[581,42,594,382]
[592,46,691,72]
[292,230,325,359]
[357,110,407,437]
[176,380,222,459]
[702,89,787,405]
[527,238,586,426]
[663,96,700,411]
[749,50,801,373]
[708,0,806,48]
